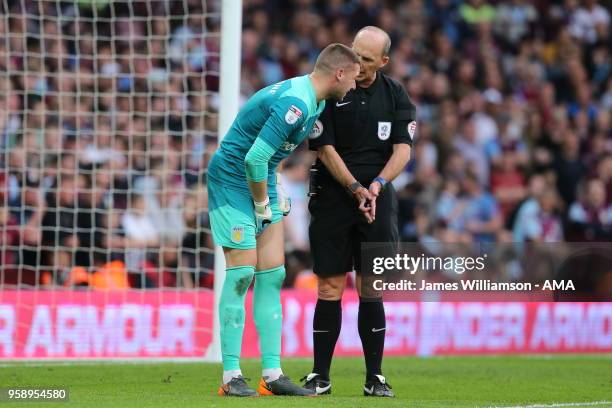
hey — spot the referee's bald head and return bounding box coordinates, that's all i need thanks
[352,26,391,86]
[314,43,360,74]
[355,26,391,57]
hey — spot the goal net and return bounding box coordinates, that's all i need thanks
[0,0,225,360]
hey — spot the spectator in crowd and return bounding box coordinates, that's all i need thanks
[513,184,564,243]
[96,205,127,264]
[490,152,527,221]
[14,180,47,284]
[494,0,538,48]
[474,88,501,146]
[436,178,464,233]
[41,174,86,284]
[0,187,20,285]
[459,173,503,243]
[553,130,587,206]
[121,192,159,287]
[180,185,214,289]
[569,0,610,44]
[453,118,489,185]
[511,173,545,236]
[568,178,612,241]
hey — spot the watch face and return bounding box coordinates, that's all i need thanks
[350,182,362,193]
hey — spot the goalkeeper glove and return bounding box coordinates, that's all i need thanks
[276,173,291,216]
[254,196,272,235]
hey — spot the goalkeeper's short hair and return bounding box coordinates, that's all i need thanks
[314,43,359,74]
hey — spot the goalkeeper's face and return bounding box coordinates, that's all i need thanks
[331,63,360,101]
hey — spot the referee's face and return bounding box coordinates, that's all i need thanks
[352,35,389,85]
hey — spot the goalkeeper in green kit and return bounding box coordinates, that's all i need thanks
[208,43,360,397]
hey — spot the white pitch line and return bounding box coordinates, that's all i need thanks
[491,401,612,408]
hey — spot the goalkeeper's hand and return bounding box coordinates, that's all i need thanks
[276,173,291,216]
[254,196,273,235]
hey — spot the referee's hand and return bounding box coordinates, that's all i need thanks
[354,186,375,224]
[367,181,382,222]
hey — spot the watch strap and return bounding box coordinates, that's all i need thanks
[348,181,364,193]
[373,176,388,189]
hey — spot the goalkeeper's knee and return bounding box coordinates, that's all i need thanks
[221,266,255,301]
[255,265,285,292]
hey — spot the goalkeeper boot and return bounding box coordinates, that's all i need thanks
[258,375,316,396]
[217,376,258,397]
[363,374,394,397]
[301,373,331,395]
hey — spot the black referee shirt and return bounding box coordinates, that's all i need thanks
[308,72,416,186]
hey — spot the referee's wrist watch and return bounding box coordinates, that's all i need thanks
[373,176,388,190]
[347,181,364,194]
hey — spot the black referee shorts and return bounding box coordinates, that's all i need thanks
[308,181,399,277]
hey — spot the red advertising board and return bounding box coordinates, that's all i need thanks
[0,290,610,359]
[0,291,213,358]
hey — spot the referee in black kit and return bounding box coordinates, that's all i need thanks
[302,27,416,397]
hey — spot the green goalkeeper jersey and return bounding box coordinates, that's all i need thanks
[207,75,325,197]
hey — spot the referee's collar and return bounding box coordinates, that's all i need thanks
[359,72,380,95]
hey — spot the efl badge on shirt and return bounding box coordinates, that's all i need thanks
[309,120,323,139]
[231,225,244,244]
[285,105,302,125]
[378,121,391,140]
[407,121,417,140]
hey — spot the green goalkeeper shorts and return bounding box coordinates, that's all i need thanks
[208,179,283,250]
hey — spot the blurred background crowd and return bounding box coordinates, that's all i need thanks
[0,0,610,289]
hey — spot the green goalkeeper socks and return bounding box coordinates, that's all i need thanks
[220,265,285,371]
[253,266,286,369]
[219,265,255,371]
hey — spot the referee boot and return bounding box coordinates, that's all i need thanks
[363,374,394,397]
[301,373,332,395]
[217,376,258,397]
[258,375,316,396]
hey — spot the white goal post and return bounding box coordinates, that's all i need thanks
[205,0,242,363]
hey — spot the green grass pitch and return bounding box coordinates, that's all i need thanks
[0,356,610,407]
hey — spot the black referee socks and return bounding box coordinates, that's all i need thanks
[312,299,342,380]
[312,298,386,381]
[358,298,386,381]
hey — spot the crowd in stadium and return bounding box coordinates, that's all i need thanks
[0,0,610,289]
